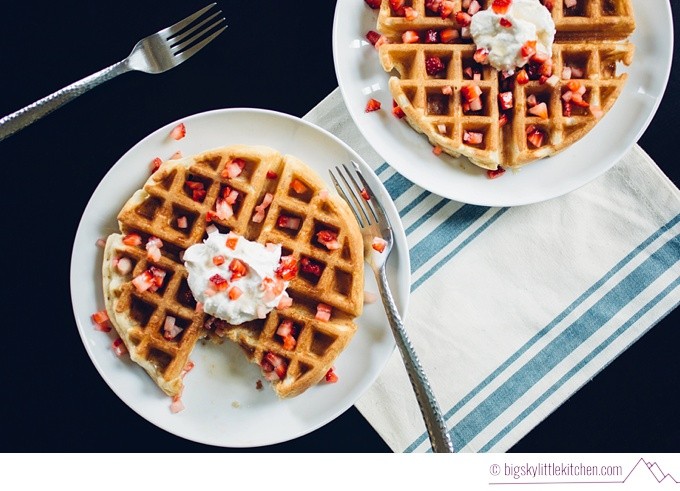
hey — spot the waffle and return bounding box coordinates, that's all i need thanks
[102,145,364,398]
[375,0,635,170]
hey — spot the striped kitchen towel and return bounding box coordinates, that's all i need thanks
[305,88,680,453]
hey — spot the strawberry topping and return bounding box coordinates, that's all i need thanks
[122,233,142,246]
[315,303,332,322]
[276,255,298,280]
[229,258,248,280]
[169,123,186,141]
[365,98,382,112]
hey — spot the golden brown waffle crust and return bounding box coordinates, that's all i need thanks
[102,145,365,399]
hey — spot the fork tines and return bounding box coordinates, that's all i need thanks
[165,3,227,59]
[330,162,388,230]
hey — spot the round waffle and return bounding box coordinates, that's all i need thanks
[375,0,635,170]
[103,145,364,398]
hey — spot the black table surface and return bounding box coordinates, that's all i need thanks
[2,1,678,453]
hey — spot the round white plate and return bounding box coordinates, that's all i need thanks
[333,0,673,207]
[70,108,410,448]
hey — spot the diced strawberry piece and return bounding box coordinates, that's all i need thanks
[389,0,406,15]
[492,0,512,14]
[193,188,207,202]
[539,59,553,77]
[317,230,342,250]
[221,158,246,179]
[366,30,381,46]
[455,11,472,26]
[277,293,293,310]
[526,94,538,107]
[468,0,481,14]
[214,198,234,220]
[516,68,530,85]
[112,337,128,356]
[440,1,455,18]
[365,98,382,112]
[487,167,506,179]
[315,303,332,321]
[426,0,443,13]
[325,368,339,383]
[276,255,298,280]
[228,286,242,300]
[266,170,278,179]
[360,187,371,200]
[290,179,308,194]
[263,352,288,380]
[209,273,229,292]
[212,255,225,266]
[531,51,550,64]
[469,97,483,111]
[440,28,459,43]
[122,233,142,246]
[499,112,509,127]
[372,237,388,253]
[432,145,443,156]
[590,105,604,119]
[566,80,583,93]
[473,48,489,64]
[299,256,323,277]
[163,316,183,340]
[116,257,132,275]
[364,0,381,8]
[150,157,162,174]
[543,0,554,11]
[169,150,183,160]
[225,235,239,250]
[498,91,514,110]
[401,30,419,43]
[463,130,484,145]
[562,99,573,117]
[545,74,560,87]
[564,0,577,7]
[169,123,186,140]
[461,84,483,102]
[92,310,109,325]
[276,319,296,341]
[500,17,512,27]
[132,270,154,292]
[521,40,537,59]
[527,127,547,148]
[184,180,204,190]
[277,215,301,230]
[528,102,548,119]
[229,259,248,280]
[571,92,590,108]
[176,216,188,229]
[392,100,406,119]
[404,6,418,20]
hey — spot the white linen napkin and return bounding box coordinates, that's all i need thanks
[304,88,680,453]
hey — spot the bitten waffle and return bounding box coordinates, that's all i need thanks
[372,0,635,170]
[102,145,364,399]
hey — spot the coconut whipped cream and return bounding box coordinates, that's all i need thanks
[183,230,289,325]
[470,0,555,72]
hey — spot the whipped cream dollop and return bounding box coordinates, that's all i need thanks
[470,0,555,72]
[183,230,289,325]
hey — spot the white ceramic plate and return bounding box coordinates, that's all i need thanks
[333,0,673,207]
[70,108,410,448]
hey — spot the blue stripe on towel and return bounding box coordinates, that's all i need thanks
[409,204,490,272]
[411,207,508,291]
[404,214,680,452]
[479,276,680,451]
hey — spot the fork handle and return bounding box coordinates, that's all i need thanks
[377,267,454,453]
[0,60,130,142]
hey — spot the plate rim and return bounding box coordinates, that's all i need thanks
[69,106,411,447]
[331,0,674,207]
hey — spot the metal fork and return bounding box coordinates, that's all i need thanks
[0,3,226,142]
[330,161,454,453]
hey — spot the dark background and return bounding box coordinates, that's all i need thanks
[2,1,677,452]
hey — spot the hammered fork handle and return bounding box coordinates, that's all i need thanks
[0,60,130,142]
[376,267,454,453]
